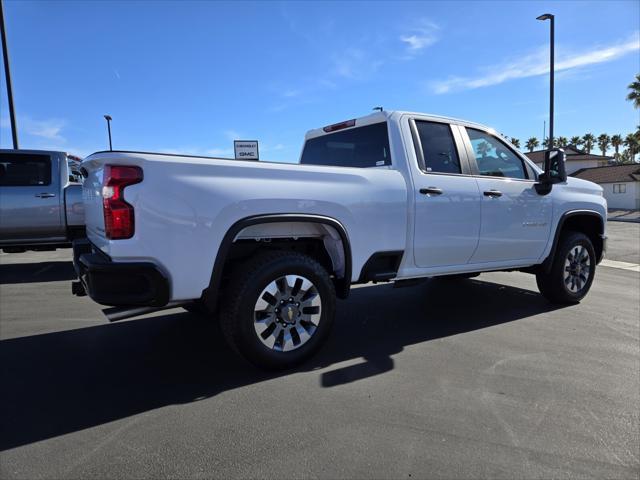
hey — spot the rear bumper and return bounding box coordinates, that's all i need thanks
[72,239,170,307]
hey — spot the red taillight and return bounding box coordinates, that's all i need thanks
[102,165,143,240]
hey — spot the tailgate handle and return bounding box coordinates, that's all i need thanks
[420,187,443,196]
[35,193,56,198]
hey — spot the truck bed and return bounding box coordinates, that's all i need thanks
[81,150,409,301]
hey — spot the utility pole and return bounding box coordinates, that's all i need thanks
[104,115,112,151]
[537,13,555,149]
[0,0,18,149]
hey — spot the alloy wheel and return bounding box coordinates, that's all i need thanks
[253,275,322,352]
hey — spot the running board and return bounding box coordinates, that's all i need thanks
[103,302,188,322]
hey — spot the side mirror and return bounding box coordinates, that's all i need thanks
[536,148,567,195]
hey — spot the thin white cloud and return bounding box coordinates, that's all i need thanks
[0,114,94,157]
[282,89,302,98]
[399,20,440,58]
[269,19,437,112]
[223,129,243,141]
[22,117,66,142]
[332,48,384,80]
[431,31,640,94]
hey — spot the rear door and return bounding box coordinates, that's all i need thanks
[462,128,552,263]
[0,151,65,243]
[410,120,482,268]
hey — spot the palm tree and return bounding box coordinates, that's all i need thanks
[611,134,623,161]
[543,137,557,149]
[525,137,539,152]
[597,134,611,156]
[582,133,596,154]
[627,73,640,109]
[477,141,491,157]
[510,137,520,149]
[556,136,568,148]
[570,136,582,148]
[624,133,640,162]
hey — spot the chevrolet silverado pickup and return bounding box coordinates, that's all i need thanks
[72,111,607,369]
[0,149,85,252]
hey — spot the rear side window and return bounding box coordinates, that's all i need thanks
[0,153,52,186]
[300,122,391,168]
[415,121,461,174]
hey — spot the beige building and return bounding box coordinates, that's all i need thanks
[526,146,613,175]
[571,164,640,210]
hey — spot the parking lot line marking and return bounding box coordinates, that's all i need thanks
[600,259,640,272]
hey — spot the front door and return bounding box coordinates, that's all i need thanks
[463,128,552,264]
[411,120,482,268]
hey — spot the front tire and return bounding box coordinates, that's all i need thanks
[536,231,596,304]
[220,251,336,370]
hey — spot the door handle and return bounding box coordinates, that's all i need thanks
[35,193,56,198]
[483,190,502,198]
[420,187,443,196]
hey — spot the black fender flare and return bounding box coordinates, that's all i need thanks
[541,209,605,273]
[201,214,352,311]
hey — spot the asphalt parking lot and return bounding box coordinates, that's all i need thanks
[1,222,638,479]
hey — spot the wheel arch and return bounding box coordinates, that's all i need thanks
[542,209,605,273]
[201,214,352,311]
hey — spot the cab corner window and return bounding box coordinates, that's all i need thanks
[467,128,527,180]
[415,121,461,174]
[300,122,391,168]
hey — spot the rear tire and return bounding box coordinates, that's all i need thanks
[220,251,336,370]
[536,231,596,304]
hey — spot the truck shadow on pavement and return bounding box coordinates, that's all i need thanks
[0,277,562,451]
[0,261,76,284]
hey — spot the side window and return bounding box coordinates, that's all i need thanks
[415,121,461,174]
[0,153,52,186]
[300,122,391,168]
[466,128,528,180]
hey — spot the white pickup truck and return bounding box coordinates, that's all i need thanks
[73,111,607,369]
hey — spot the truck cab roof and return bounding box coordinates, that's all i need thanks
[304,110,493,140]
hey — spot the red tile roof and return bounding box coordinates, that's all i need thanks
[571,164,640,183]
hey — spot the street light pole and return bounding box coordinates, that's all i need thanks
[0,0,19,149]
[104,115,112,151]
[537,13,555,149]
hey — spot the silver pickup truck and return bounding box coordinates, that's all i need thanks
[0,149,85,252]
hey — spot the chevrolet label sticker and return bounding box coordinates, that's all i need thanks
[234,140,259,160]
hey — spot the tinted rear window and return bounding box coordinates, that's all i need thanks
[0,153,52,186]
[300,122,391,168]
[415,121,461,174]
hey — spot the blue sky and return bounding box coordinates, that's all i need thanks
[1,0,638,161]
